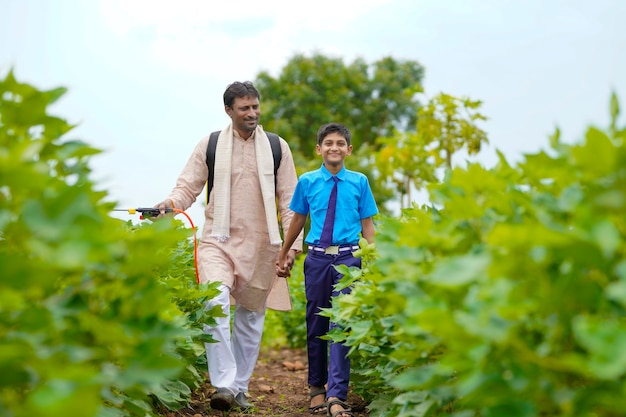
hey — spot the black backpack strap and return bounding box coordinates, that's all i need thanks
[206,131,282,203]
[206,131,220,204]
[266,132,282,190]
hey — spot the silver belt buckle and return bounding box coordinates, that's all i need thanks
[324,245,339,255]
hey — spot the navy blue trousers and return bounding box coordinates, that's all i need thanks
[303,249,361,400]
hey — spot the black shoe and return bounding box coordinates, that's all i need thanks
[234,392,253,410]
[210,388,234,411]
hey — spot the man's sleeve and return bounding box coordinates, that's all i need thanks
[167,137,210,211]
[275,138,305,251]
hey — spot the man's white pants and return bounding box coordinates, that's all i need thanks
[203,284,266,395]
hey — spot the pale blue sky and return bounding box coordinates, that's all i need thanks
[1,0,624,223]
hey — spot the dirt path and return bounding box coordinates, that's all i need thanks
[162,347,370,417]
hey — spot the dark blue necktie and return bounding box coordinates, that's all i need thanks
[319,176,339,248]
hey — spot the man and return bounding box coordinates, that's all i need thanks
[155,81,303,411]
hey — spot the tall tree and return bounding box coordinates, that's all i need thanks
[375,92,488,208]
[255,53,423,157]
[255,53,424,210]
[419,93,488,169]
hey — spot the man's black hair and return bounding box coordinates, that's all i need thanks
[223,81,260,108]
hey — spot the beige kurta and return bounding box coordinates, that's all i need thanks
[167,125,303,312]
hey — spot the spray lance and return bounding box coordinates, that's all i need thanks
[113,207,174,220]
[113,207,200,284]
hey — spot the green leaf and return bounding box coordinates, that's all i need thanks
[610,91,620,130]
[572,316,626,379]
[426,254,490,287]
[605,281,626,308]
[571,127,615,179]
[151,380,192,410]
[26,380,100,417]
[45,86,68,105]
[391,366,437,390]
[590,220,621,258]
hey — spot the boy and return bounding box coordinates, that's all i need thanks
[276,122,378,417]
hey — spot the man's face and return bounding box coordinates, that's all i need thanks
[226,95,260,137]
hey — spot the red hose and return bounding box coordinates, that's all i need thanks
[173,208,200,284]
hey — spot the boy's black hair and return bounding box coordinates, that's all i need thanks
[316,122,351,146]
[223,81,260,108]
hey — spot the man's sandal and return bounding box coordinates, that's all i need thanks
[309,386,327,415]
[326,399,354,417]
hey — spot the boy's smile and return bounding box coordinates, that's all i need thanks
[316,132,353,172]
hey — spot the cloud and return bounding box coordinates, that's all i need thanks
[98,0,392,77]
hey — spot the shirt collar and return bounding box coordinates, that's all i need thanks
[232,126,256,141]
[320,164,345,181]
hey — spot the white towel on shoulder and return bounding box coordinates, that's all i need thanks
[210,124,282,245]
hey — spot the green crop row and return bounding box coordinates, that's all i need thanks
[0,70,221,416]
[4,67,625,417]
[327,94,626,416]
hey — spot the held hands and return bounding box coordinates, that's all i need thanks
[275,249,296,278]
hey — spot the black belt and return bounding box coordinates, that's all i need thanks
[308,244,359,255]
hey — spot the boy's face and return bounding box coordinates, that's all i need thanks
[316,132,352,168]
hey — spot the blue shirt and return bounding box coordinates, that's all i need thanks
[290,164,378,246]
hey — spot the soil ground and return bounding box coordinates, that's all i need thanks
[160,347,370,417]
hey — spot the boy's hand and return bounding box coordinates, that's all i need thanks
[275,250,296,277]
[275,262,290,277]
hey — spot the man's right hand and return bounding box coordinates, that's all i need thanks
[153,199,174,219]
[275,253,291,278]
